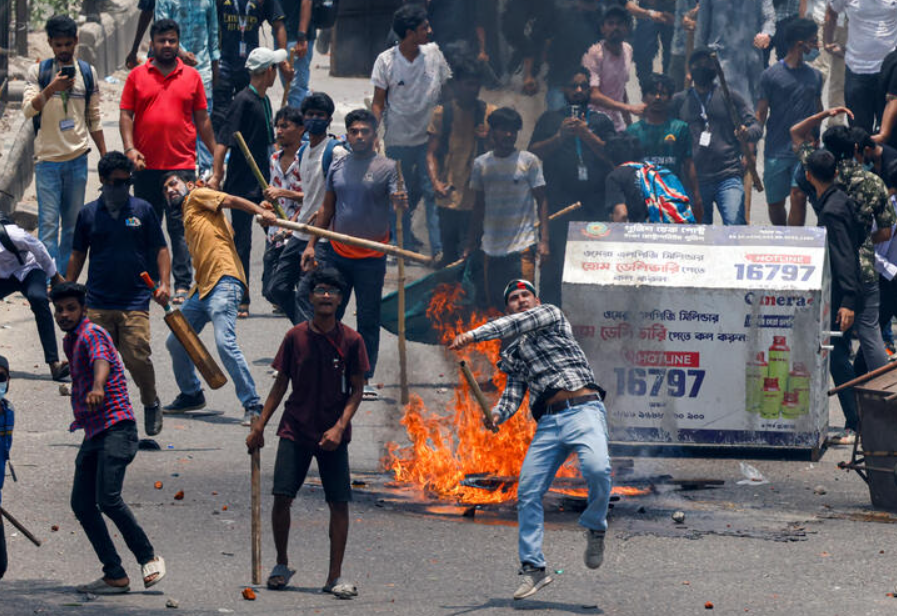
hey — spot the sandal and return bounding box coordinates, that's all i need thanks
[267,564,296,590]
[323,577,358,599]
[76,578,130,594]
[362,385,379,401]
[238,303,250,319]
[171,290,189,305]
[141,555,166,589]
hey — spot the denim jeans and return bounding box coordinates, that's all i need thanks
[852,279,889,376]
[385,144,442,256]
[517,401,612,569]
[285,41,313,109]
[699,176,746,225]
[134,169,194,291]
[0,268,59,363]
[165,276,260,408]
[264,238,321,325]
[70,420,155,580]
[35,152,88,276]
[632,18,673,89]
[318,243,386,379]
[196,79,213,174]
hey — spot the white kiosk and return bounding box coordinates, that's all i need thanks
[563,223,832,456]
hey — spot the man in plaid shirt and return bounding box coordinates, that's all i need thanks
[50,282,165,595]
[449,279,612,601]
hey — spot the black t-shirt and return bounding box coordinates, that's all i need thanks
[529,107,616,219]
[605,165,647,222]
[875,144,897,189]
[219,0,285,67]
[542,6,602,87]
[222,87,273,199]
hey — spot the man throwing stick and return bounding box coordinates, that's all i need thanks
[246,267,367,598]
[449,279,612,600]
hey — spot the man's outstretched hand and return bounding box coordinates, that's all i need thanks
[448,332,474,351]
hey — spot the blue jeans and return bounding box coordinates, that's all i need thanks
[165,276,259,408]
[318,243,386,379]
[517,401,612,569]
[35,152,88,276]
[285,41,313,109]
[196,79,213,174]
[385,144,442,255]
[699,176,746,225]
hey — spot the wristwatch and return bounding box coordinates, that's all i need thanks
[295,32,308,43]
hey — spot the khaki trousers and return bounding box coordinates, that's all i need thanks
[814,21,848,125]
[87,309,157,407]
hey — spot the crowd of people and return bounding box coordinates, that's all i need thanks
[4,0,897,602]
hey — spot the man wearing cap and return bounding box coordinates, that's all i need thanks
[449,279,611,601]
[211,46,284,317]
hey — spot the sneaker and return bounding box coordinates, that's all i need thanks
[513,565,552,600]
[241,405,262,427]
[50,361,70,382]
[145,399,163,436]
[163,391,206,414]
[584,529,606,569]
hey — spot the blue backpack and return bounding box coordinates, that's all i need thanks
[622,162,695,224]
[34,58,95,136]
[297,136,344,178]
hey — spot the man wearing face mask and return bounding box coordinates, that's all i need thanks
[67,152,171,440]
[0,355,13,580]
[671,48,763,225]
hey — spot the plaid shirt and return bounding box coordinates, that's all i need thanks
[470,304,600,424]
[63,318,135,438]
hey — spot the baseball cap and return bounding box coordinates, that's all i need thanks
[245,47,288,73]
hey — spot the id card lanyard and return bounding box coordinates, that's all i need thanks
[57,60,75,132]
[249,84,274,144]
[237,0,253,58]
[690,86,713,148]
[574,107,590,182]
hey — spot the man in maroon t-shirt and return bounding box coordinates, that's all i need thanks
[246,267,368,597]
[120,18,218,305]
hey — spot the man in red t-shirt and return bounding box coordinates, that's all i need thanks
[120,18,218,305]
[246,267,368,598]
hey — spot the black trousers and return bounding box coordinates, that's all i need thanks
[0,517,6,579]
[212,60,251,138]
[265,238,321,325]
[438,207,471,265]
[231,209,255,306]
[0,269,58,363]
[845,68,884,133]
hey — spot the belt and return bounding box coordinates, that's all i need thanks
[542,393,601,417]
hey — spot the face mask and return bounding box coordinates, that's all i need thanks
[304,118,329,136]
[0,381,8,400]
[804,48,820,63]
[691,66,716,88]
[101,184,130,219]
[168,187,188,209]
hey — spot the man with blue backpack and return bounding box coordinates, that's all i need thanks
[266,92,347,325]
[23,15,106,278]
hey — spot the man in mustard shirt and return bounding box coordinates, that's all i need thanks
[160,174,277,425]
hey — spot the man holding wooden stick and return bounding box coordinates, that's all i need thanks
[449,279,611,601]
[246,267,367,597]
[301,109,408,400]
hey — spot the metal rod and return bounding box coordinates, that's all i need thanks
[0,505,41,547]
[828,360,897,395]
[459,361,497,432]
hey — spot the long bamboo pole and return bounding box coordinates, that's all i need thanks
[0,506,41,547]
[395,162,409,405]
[281,49,295,108]
[250,418,261,585]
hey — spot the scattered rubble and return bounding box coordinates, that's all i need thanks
[174,491,185,501]
[672,511,686,524]
[813,485,827,495]
[165,599,179,608]
[241,587,256,600]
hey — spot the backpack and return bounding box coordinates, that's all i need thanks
[311,0,339,29]
[34,58,95,136]
[436,99,488,162]
[0,219,24,266]
[622,162,696,224]
[297,136,344,178]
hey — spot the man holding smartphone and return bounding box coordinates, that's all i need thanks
[23,15,106,280]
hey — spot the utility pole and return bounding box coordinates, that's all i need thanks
[15,0,27,56]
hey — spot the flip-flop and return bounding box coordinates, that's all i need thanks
[76,578,130,594]
[171,290,188,305]
[267,564,296,590]
[323,577,358,599]
[238,304,250,319]
[141,555,166,589]
[362,385,379,400]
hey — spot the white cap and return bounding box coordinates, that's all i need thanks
[245,47,288,73]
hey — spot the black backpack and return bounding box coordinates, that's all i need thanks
[33,58,95,136]
[311,0,339,29]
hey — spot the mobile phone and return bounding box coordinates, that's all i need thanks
[568,104,584,119]
[60,66,76,79]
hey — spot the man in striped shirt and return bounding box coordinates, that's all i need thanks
[449,279,611,601]
[50,282,165,595]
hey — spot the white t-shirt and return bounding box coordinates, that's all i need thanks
[830,0,897,74]
[293,138,347,241]
[469,150,546,257]
[370,43,452,147]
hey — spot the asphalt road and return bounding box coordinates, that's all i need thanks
[1,43,892,616]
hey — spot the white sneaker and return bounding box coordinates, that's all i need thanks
[513,566,552,600]
[584,529,605,569]
[241,407,261,427]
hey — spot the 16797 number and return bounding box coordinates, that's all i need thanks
[734,263,815,281]
[613,368,706,398]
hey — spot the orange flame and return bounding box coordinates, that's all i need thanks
[383,283,581,505]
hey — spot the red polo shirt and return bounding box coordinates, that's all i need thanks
[120,58,207,170]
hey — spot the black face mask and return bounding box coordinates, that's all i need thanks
[691,66,716,88]
[101,184,130,218]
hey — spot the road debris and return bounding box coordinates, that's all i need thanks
[813,485,827,495]
[672,511,686,524]
[705,601,714,609]
[737,462,769,486]
[58,384,70,396]
[154,481,163,490]
[242,587,257,600]
[174,490,185,500]
[166,599,179,608]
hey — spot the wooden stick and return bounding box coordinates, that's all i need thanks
[260,217,433,263]
[459,361,498,432]
[250,418,261,585]
[395,161,410,406]
[828,360,897,395]
[744,171,753,225]
[233,131,288,219]
[0,506,41,547]
[281,48,295,108]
